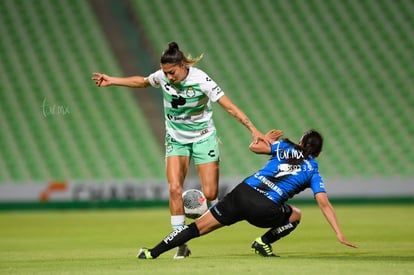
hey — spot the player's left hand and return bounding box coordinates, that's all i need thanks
[337,234,358,248]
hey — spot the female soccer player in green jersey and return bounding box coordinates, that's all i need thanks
[92,42,268,258]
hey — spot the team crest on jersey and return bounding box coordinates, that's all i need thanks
[186,87,195,97]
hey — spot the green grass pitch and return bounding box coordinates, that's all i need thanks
[0,203,413,274]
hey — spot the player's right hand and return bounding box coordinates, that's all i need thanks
[92,72,111,87]
[265,129,283,142]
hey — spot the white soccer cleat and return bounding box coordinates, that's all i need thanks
[173,244,191,259]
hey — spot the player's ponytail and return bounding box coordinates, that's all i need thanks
[299,130,323,158]
[282,130,323,165]
[160,41,203,66]
[282,139,303,165]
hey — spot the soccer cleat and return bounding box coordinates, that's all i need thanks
[251,237,278,257]
[173,244,191,259]
[137,248,153,259]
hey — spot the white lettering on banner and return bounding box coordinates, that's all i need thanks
[0,179,412,203]
[72,183,167,201]
[0,181,235,202]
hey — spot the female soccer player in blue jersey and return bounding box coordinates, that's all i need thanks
[92,42,267,258]
[137,129,358,259]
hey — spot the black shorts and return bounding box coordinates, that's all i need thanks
[210,182,292,228]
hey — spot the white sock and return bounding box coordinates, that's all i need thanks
[171,215,186,230]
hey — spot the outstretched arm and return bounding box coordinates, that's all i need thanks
[315,192,358,248]
[249,129,283,154]
[92,72,151,88]
[217,95,269,144]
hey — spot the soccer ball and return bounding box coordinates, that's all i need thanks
[182,189,208,219]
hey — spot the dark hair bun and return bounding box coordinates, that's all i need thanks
[168,42,179,51]
[161,41,186,64]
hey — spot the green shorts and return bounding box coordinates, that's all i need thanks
[165,132,220,165]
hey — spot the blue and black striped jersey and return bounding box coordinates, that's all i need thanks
[244,140,326,204]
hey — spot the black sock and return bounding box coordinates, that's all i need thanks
[150,223,200,258]
[261,221,300,244]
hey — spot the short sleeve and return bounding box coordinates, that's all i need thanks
[310,173,326,195]
[147,70,164,88]
[201,75,225,102]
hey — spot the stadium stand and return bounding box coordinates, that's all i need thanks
[0,0,164,181]
[132,0,413,178]
[0,0,413,186]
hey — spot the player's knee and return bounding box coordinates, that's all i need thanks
[200,183,218,200]
[290,205,302,222]
[169,182,183,199]
[202,188,218,201]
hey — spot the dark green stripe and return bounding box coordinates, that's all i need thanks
[0,197,411,211]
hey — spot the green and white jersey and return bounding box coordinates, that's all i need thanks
[147,66,225,143]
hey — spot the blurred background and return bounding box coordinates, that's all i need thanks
[0,0,413,208]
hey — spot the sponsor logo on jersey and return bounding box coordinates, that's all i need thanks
[167,113,191,121]
[276,164,301,177]
[254,174,284,196]
[186,87,195,97]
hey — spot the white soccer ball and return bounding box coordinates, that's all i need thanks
[182,189,208,219]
